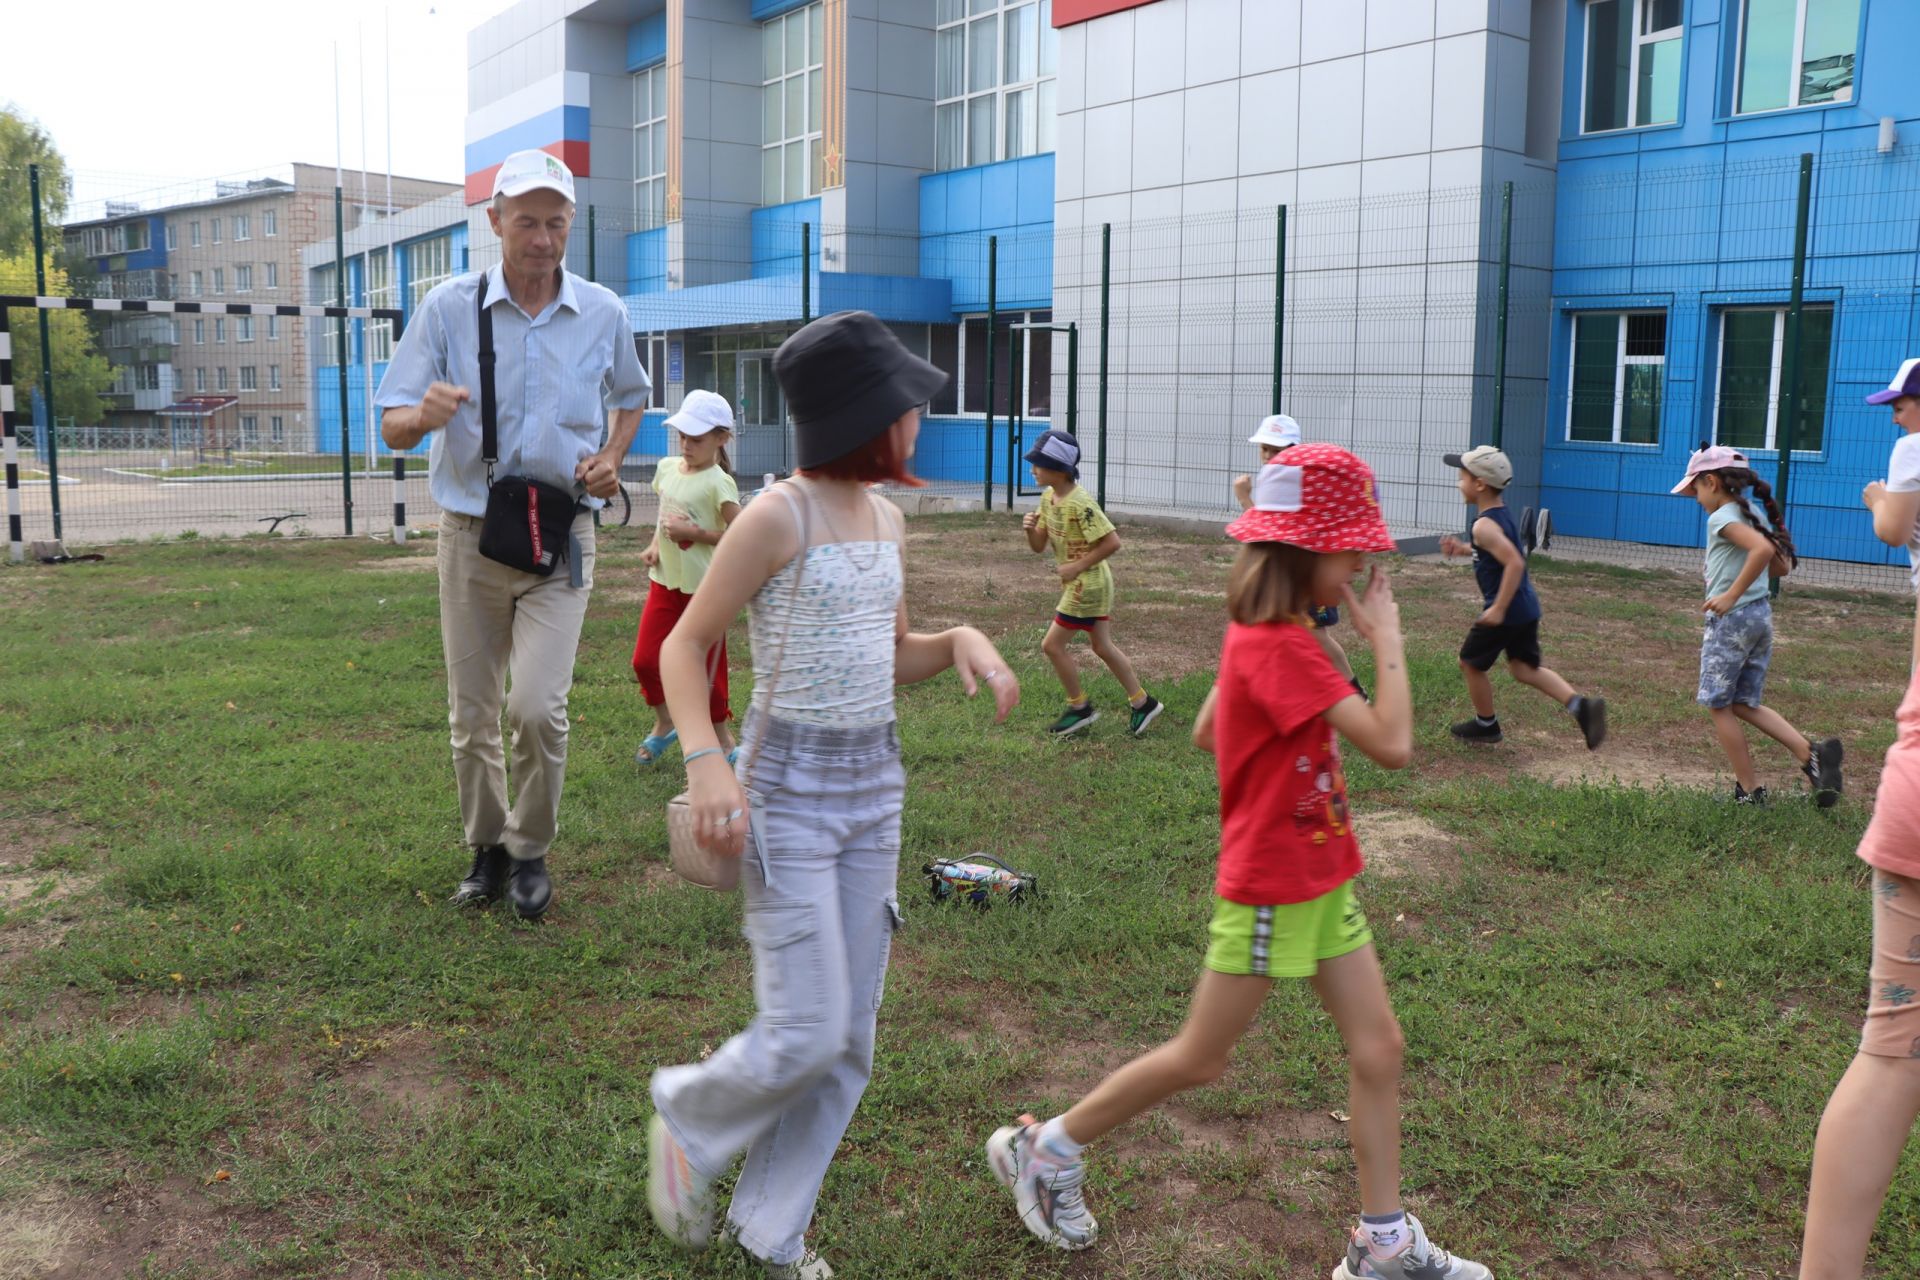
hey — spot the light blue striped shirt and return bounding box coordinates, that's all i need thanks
[375,265,651,517]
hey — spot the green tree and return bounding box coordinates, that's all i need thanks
[4,256,115,426]
[0,105,70,266]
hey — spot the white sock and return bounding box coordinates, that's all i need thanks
[1360,1211,1409,1257]
[1035,1115,1084,1164]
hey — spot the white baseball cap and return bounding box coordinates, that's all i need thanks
[666,389,736,437]
[1248,414,1303,449]
[491,149,577,203]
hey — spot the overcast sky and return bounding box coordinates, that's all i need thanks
[3,0,510,215]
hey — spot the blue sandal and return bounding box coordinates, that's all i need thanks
[635,729,680,766]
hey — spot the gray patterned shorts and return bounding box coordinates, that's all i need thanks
[1696,598,1772,709]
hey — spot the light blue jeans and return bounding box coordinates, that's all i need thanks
[651,711,905,1266]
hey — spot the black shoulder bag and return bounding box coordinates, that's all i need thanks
[475,272,583,579]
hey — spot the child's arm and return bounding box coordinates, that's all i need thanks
[1231,474,1254,510]
[1472,516,1526,626]
[1708,521,1775,614]
[1022,509,1049,553]
[640,528,661,569]
[1320,568,1412,770]
[1866,480,1920,549]
[1193,686,1218,754]
[661,502,739,546]
[1058,530,1122,582]
[1438,533,1472,559]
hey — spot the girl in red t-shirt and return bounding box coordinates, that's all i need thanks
[984,444,1492,1280]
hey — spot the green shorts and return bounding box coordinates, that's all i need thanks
[1204,883,1373,978]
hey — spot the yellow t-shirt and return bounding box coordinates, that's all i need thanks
[651,458,739,593]
[1042,484,1117,618]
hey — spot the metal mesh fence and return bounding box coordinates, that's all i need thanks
[8,148,1920,594]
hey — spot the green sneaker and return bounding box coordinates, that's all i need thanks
[1049,703,1099,736]
[1128,696,1164,737]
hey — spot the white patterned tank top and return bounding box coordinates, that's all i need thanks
[748,485,903,728]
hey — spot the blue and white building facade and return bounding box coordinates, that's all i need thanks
[1543,0,1920,567]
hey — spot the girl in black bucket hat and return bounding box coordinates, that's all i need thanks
[645,312,1021,1279]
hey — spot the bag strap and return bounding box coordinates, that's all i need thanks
[476,271,498,487]
[736,481,812,794]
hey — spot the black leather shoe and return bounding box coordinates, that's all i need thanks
[507,856,552,920]
[449,845,508,907]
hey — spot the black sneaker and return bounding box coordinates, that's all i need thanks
[449,845,508,907]
[1734,784,1769,806]
[1049,703,1099,736]
[1571,696,1607,751]
[1803,737,1844,809]
[1128,696,1164,737]
[1449,718,1503,744]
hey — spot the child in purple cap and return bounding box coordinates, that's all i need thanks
[1863,357,1920,606]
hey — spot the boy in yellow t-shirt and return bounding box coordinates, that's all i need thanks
[1021,429,1162,737]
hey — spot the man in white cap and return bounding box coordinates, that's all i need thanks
[376,149,652,920]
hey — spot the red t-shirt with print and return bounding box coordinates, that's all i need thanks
[1213,620,1362,906]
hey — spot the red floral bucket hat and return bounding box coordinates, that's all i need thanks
[1225,442,1396,553]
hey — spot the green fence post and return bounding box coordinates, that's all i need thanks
[1097,223,1111,509]
[1774,152,1815,596]
[336,187,353,536]
[1066,321,1078,437]
[587,204,597,282]
[1490,181,1513,450]
[29,164,61,540]
[801,221,812,325]
[1272,204,1285,416]
[984,234,997,512]
[1006,324,1021,508]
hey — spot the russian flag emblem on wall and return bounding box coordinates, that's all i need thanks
[464,72,593,205]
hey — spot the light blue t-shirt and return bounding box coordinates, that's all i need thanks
[1705,501,1773,609]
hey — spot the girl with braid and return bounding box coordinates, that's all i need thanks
[1670,445,1843,806]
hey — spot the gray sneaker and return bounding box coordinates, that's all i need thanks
[985,1117,1099,1251]
[1333,1214,1492,1280]
[754,1247,833,1279]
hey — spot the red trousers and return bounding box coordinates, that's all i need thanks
[632,579,731,723]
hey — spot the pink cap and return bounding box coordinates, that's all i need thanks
[1671,444,1749,494]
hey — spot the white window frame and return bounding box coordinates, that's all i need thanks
[270,415,285,443]
[237,316,254,343]
[210,217,222,245]
[267,315,280,341]
[761,1,825,206]
[190,220,201,248]
[235,265,252,293]
[189,271,202,297]
[213,268,225,295]
[240,366,258,392]
[165,223,177,251]
[214,317,226,343]
[234,214,250,241]
[944,310,1054,418]
[366,248,395,361]
[407,236,452,313]
[633,64,668,229]
[1733,0,1859,114]
[265,262,279,291]
[194,367,207,392]
[217,366,229,392]
[263,208,278,237]
[269,364,282,392]
[1564,310,1667,445]
[194,318,205,344]
[1581,0,1684,134]
[936,0,1058,171]
[1712,305,1833,452]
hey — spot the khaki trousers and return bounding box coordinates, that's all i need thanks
[436,510,595,862]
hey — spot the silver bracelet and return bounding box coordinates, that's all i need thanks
[683,747,726,766]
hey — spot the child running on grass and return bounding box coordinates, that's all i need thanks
[1437,445,1606,750]
[986,444,1493,1280]
[1233,414,1358,689]
[633,390,741,766]
[1671,444,1842,806]
[1021,428,1162,736]
[1800,363,1920,1279]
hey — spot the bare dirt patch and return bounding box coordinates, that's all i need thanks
[350,555,437,575]
[331,1027,464,1123]
[0,814,88,868]
[37,1176,293,1280]
[1353,808,1460,879]
[0,1193,79,1280]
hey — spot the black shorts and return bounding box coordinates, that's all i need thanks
[1459,619,1543,671]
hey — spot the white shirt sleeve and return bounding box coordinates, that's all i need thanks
[1890,434,1920,493]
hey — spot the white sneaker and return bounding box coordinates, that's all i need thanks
[756,1248,834,1279]
[647,1113,717,1249]
[985,1116,1099,1251]
[1332,1213,1493,1280]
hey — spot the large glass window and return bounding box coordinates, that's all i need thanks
[936,0,1058,171]
[939,311,1055,417]
[1716,305,1833,452]
[407,236,452,314]
[632,65,668,228]
[1567,311,1666,445]
[1583,0,1682,132]
[762,2,824,205]
[366,248,395,361]
[1737,0,1860,114]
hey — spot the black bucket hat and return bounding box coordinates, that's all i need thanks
[773,311,950,469]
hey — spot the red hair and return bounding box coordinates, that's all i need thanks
[799,420,925,488]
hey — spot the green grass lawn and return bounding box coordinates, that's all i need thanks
[1,517,1916,1278]
[123,455,430,480]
